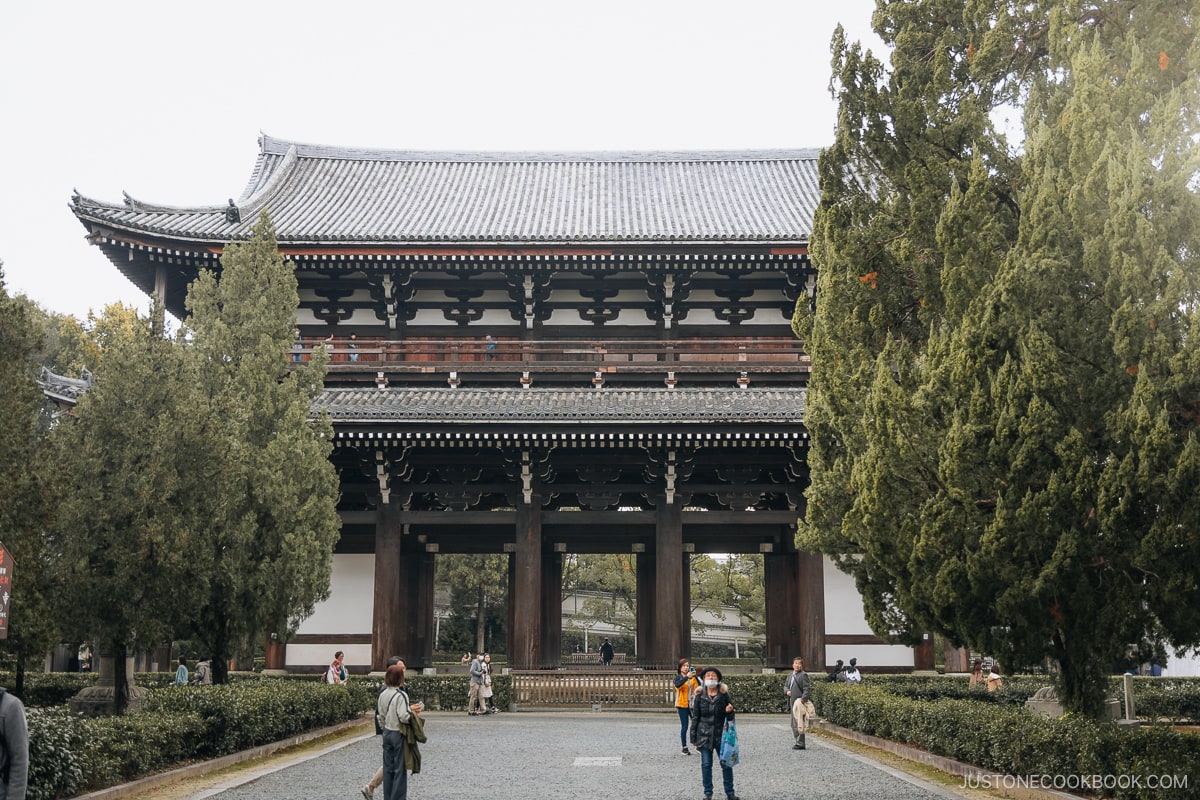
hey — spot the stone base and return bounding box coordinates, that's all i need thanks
[69,684,150,717]
[1025,686,1122,720]
[261,669,289,677]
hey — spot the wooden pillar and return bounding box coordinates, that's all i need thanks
[914,633,937,671]
[763,551,800,669]
[510,494,542,669]
[654,497,684,668]
[404,552,436,669]
[371,504,403,671]
[681,555,692,659]
[797,551,826,672]
[264,636,285,671]
[540,551,562,667]
[636,552,656,667]
[944,642,970,673]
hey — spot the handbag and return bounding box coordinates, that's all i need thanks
[719,719,740,767]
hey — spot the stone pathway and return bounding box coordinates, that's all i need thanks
[185,712,968,800]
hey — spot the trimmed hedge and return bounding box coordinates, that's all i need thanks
[27,680,373,800]
[816,684,1200,799]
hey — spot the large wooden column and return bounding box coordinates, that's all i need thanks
[404,552,436,669]
[636,552,656,667]
[654,497,685,668]
[797,551,826,671]
[540,551,562,667]
[371,504,403,670]
[510,494,543,669]
[763,551,799,668]
[764,544,826,671]
[681,555,692,658]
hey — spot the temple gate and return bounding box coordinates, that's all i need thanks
[70,135,922,672]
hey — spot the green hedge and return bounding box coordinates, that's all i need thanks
[815,684,1200,799]
[26,681,373,800]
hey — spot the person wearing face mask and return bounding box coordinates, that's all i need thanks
[688,666,738,800]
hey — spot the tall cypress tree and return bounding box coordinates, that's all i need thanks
[183,211,341,682]
[53,306,207,712]
[800,0,1200,715]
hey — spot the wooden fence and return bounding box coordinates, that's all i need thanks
[509,670,675,708]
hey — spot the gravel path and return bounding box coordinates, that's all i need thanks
[192,711,967,800]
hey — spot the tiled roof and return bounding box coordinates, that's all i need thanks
[72,134,821,246]
[37,367,93,405]
[315,387,805,424]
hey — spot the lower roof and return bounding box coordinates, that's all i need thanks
[315,387,805,425]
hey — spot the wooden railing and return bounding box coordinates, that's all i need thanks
[297,337,808,372]
[509,670,675,708]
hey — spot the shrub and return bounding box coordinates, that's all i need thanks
[27,679,373,799]
[815,684,1200,799]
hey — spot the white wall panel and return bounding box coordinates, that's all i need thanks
[295,554,375,635]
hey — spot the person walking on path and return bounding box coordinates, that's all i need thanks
[468,653,486,714]
[362,657,404,800]
[599,637,615,666]
[480,653,499,713]
[174,657,188,686]
[376,663,422,800]
[784,656,813,750]
[689,666,738,800]
[673,658,700,754]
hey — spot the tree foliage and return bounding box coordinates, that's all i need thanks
[436,554,508,654]
[0,266,61,691]
[51,306,207,712]
[181,211,341,682]
[798,0,1200,715]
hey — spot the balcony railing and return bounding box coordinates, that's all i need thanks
[295,337,809,375]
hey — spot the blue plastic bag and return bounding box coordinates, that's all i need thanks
[719,719,740,767]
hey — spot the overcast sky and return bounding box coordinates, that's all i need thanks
[1,0,884,321]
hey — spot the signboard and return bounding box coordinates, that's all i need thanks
[0,544,13,640]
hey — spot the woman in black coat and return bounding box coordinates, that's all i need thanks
[688,666,738,800]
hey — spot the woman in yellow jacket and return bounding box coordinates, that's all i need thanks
[674,658,701,754]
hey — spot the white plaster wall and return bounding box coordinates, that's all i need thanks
[289,643,373,669]
[823,557,915,669]
[826,645,915,670]
[288,554,374,669]
[1167,653,1200,677]
[823,557,874,634]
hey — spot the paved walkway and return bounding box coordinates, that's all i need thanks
[183,712,969,800]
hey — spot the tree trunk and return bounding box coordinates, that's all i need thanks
[112,641,130,715]
[1054,633,1109,718]
[212,626,231,685]
[475,583,486,654]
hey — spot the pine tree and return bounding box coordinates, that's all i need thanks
[52,306,208,712]
[799,0,1200,715]
[182,211,341,682]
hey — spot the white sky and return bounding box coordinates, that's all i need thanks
[0,0,884,320]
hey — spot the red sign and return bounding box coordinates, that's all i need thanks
[0,545,13,640]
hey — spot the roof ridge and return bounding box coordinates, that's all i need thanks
[260,134,823,164]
